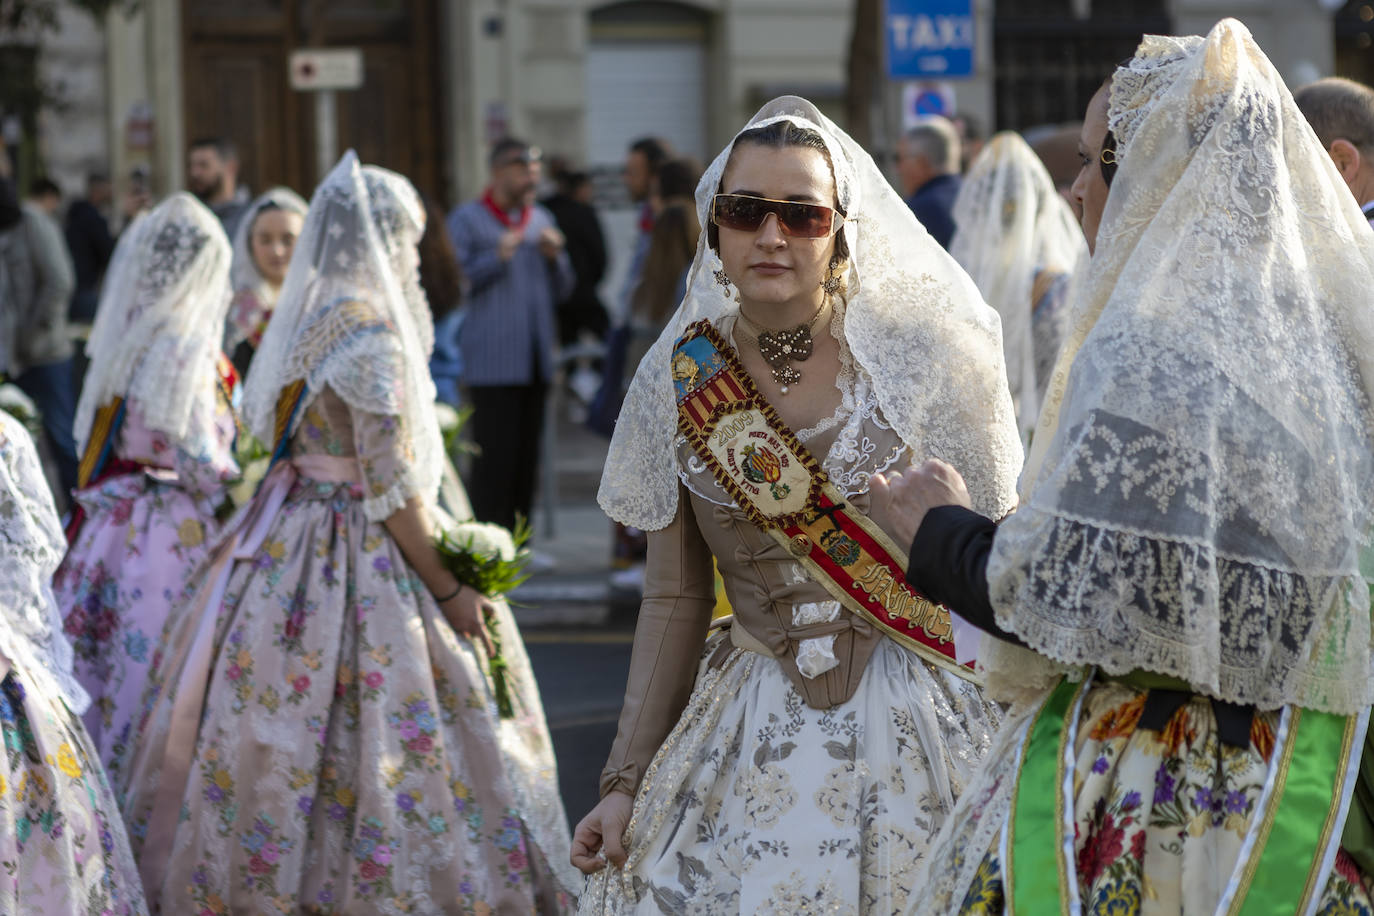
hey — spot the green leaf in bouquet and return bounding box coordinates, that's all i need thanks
[432,517,533,720]
[432,516,532,599]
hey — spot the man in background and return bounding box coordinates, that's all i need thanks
[187,137,249,236]
[619,137,670,321]
[65,172,116,325]
[543,162,609,353]
[896,116,962,250]
[1295,77,1374,225]
[448,138,574,534]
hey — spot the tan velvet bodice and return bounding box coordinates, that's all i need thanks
[600,361,914,798]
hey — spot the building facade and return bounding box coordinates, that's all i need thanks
[4,0,1360,215]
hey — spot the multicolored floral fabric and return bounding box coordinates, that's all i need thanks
[55,395,237,781]
[581,635,998,915]
[938,682,1374,915]
[0,668,147,914]
[118,390,576,914]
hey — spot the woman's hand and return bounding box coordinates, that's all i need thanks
[439,586,497,660]
[571,790,634,874]
[869,458,973,556]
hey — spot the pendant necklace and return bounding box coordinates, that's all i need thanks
[734,298,829,395]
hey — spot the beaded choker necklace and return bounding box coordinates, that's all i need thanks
[733,299,830,394]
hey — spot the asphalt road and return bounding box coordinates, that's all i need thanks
[524,626,635,831]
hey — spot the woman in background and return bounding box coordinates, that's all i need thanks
[224,187,308,377]
[949,131,1087,440]
[120,152,577,914]
[56,193,238,781]
[0,412,148,914]
[572,97,1021,914]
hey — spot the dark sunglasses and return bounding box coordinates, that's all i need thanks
[711,193,843,239]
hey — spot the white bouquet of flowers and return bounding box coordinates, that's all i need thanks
[433,518,531,717]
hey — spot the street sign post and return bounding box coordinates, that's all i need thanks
[290,48,364,181]
[289,49,364,91]
[886,0,974,80]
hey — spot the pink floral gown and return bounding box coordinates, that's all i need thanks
[55,389,238,783]
[119,389,577,914]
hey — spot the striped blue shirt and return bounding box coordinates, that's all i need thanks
[448,198,574,386]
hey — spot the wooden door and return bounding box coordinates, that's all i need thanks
[181,0,446,201]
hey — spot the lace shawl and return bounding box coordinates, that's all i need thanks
[75,193,231,456]
[600,95,1022,531]
[983,20,1374,714]
[224,186,308,352]
[0,414,90,713]
[242,151,442,521]
[950,132,1088,440]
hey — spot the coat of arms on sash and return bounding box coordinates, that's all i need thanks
[672,319,976,680]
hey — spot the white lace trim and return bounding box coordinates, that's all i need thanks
[1000,20,1374,715]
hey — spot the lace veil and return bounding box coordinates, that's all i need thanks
[75,192,231,455]
[225,186,309,351]
[242,151,442,520]
[983,20,1374,714]
[0,414,90,713]
[600,96,1022,530]
[950,132,1087,440]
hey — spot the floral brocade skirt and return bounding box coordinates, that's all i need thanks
[917,680,1374,915]
[0,669,148,914]
[579,635,1000,915]
[55,472,219,784]
[118,476,577,914]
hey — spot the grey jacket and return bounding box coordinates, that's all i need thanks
[1,204,75,374]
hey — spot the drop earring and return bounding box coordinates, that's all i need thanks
[821,257,843,295]
[713,267,731,290]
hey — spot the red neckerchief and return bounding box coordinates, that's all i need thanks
[482,189,532,231]
[638,202,655,234]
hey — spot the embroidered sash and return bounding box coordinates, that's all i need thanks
[269,378,309,465]
[672,319,975,681]
[76,397,126,489]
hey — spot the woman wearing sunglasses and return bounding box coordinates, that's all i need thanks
[570,96,1022,913]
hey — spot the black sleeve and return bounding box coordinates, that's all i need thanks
[907,504,1026,647]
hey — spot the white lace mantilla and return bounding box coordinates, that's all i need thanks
[992,20,1374,714]
[950,132,1088,440]
[75,193,231,456]
[243,152,443,519]
[602,95,1021,533]
[0,415,90,714]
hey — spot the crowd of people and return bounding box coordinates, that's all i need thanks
[0,15,1372,915]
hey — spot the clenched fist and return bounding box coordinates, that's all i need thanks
[868,458,973,557]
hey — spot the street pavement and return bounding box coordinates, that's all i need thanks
[508,409,639,829]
